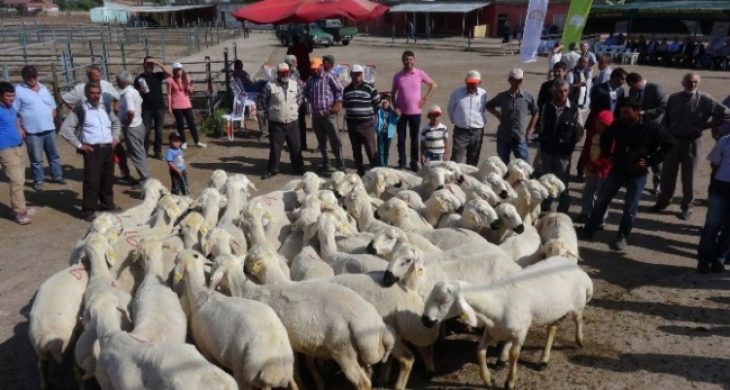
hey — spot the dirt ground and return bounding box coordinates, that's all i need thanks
[1,34,729,390]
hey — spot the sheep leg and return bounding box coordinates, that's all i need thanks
[416,345,436,378]
[288,380,299,390]
[538,323,558,369]
[495,341,511,369]
[293,355,306,390]
[72,362,87,390]
[505,341,522,390]
[476,331,495,388]
[390,339,415,390]
[574,312,585,348]
[331,349,372,390]
[305,355,326,390]
[376,357,393,385]
[38,357,50,390]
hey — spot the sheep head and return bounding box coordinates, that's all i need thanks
[462,198,501,230]
[133,236,165,265]
[505,158,534,185]
[343,188,369,221]
[367,226,409,257]
[173,249,208,286]
[485,173,516,200]
[527,179,551,203]
[376,198,409,225]
[227,173,258,195]
[495,203,525,234]
[539,239,581,261]
[298,172,322,195]
[142,178,169,201]
[466,182,501,207]
[193,187,227,211]
[201,227,241,257]
[393,190,425,209]
[422,281,478,328]
[538,173,567,199]
[383,244,425,291]
[243,245,289,284]
[180,212,210,251]
[335,173,364,199]
[82,232,117,269]
[317,190,339,211]
[88,212,123,242]
[478,156,508,178]
[209,254,242,291]
[208,169,228,192]
[426,188,463,215]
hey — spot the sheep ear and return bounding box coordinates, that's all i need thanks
[456,294,478,327]
[105,248,117,267]
[209,268,224,290]
[219,195,228,208]
[247,182,258,193]
[116,304,132,325]
[230,238,244,254]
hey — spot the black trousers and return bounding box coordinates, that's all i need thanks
[170,170,189,195]
[268,121,304,174]
[347,118,377,175]
[114,141,130,177]
[451,126,484,166]
[298,103,308,150]
[142,109,165,156]
[82,144,115,212]
[172,108,200,144]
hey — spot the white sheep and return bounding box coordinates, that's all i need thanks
[505,158,534,186]
[115,178,169,228]
[211,249,394,390]
[68,212,123,265]
[129,236,187,343]
[88,291,239,390]
[173,250,297,389]
[534,212,580,260]
[438,198,501,232]
[207,169,229,192]
[382,241,521,300]
[459,174,501,206]
[192,187,228,227]
[484,172,517,200]
[392,190,426,209]
[289,245,335,281]
[28,264,88,390]
[241,201,292,277]
[366,226,442,260]
[477,156,508,180]
[538,173,567,200]
[329,245,440,390]
[499,224,542,267]
[312,212,388,274]
[510,178,550,226]
[179,211,211,252]
[201,226,244,259]
[483,203,526,244]
[376,197,434,231]
[421,256,593,390]
[343,187,392,234]
[216,177,252,256]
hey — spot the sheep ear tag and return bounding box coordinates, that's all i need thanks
[250,261,262,275]
[109,231,119,242]
[456,294,478,327]
[173,270,184,283]
[105,249,117,266]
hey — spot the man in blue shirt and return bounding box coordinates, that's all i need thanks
[0,82,34,224]
[697,134,730,273]
[15,65,64,191]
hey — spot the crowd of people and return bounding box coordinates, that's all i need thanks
[2,42,730,273]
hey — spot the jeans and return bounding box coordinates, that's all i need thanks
[580,173,606,219]
[585,171,647,238]
[312,114,343,168]
[377,132,392,167]
[397,114,421,168]
[170,170,189,195]
[172,108,200,145]
[25,130,62,183]
[697,180,730,265]
[142,109,165,156]
[497,138,530,165]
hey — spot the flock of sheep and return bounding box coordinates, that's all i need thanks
[28,156,593,390]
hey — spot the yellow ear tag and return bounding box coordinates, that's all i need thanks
[416,268,424,276]
[460,312,472,323]
[106,250,116,262]
[201,226,209,235]
[110,232,119,241]
[173,271,183,283]
[264,212,275,222]
[251,262,262,275]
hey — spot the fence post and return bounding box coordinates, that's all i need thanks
[21,33,28,64]
[101,38,109,81]
[50,62,63,125]
[205,55,213,117]
[89,41,95,62]
[119,40,127,70]
[161,34,166,63]
[233,42,237,61]
[2,64,9,81]
[223,48,231,111]
[144,33,149,57]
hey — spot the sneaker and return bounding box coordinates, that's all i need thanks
[50,178,66,185]
[25,207,37,216]
[697,262,712,274]
[397,164,407,170]
[195,142,207,148]
[261,171,278,180]
[181,142,188,150]
[33,182,43,191]
[679,208,693,221]
[648,203,668,213]
[14,211,31,225]
[610,236,627,251]
[711,261,725,273]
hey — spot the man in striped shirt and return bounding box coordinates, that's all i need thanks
[304,56,345,172]
[343,65,380,176]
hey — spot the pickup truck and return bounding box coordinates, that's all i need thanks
[316,19,358,45]
[275,24,334,47]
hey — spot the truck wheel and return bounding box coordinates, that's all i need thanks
[342,39,350,46]
[281,37,289,47]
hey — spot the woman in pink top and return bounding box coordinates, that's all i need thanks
[167,63,205,149]
[391,50,437,171]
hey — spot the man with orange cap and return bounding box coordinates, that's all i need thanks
[257,63,304,179]
[447,70,488,165]
[304,56,345,172]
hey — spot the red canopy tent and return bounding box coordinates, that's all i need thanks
[233,0,388,24]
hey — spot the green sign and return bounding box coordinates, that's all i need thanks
[562,0,594,46]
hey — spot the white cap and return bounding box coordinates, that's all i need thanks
[172,62,183,70]
[465,70,481,83]
[277,63,290,73]
[428,104,442,115]
[350,64,365,73]
[508,68,524,80]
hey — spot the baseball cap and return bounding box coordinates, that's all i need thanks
[508,68,524,80]
[428,104,442,116]
[172,63,183,70]
[310,57,323,70]
[351,64,365,73]
[323,55,335,64]
[465,70,481,83]
[277,63,290,73]
[595,110,614,126]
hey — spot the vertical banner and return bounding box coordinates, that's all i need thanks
[561,0,593,47]
[520,0,549,63]
[710,21,730,52]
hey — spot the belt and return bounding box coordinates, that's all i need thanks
[91,143,113,148]
[455,126,483,131]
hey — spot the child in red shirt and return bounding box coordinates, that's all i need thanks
[576,110,614,223]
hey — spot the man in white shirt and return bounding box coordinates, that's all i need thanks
[60,82,121,221]
[117,71,149,188]
[447,70,488,165]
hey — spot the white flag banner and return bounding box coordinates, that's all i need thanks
[520,0,550,64]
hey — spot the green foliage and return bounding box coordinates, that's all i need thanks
[199,109,227,137]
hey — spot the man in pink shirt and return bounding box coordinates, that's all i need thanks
[391,50,438,171]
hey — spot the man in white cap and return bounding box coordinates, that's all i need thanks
[343,64,380,176]
[486,68,539,164]
[447,69,488,165]
[257,63,304,179]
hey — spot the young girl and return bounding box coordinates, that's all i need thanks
[375,93,399,167]
[576,110,614,223]
[420,104,449,164]
[167,63,205,149]
[166,132,189,195]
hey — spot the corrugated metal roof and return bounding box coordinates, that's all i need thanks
[592,0,730,13]
[389,2,490,13]
[104,1,215,13]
